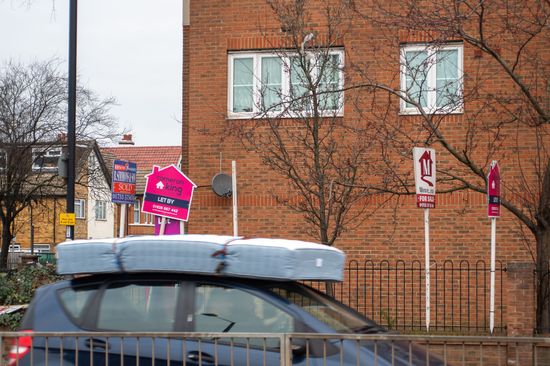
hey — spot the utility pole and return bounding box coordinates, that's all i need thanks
[66,0,77,240]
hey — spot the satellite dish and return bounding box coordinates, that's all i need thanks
[212,173,232,197]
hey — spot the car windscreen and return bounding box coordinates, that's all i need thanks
[268,284,385,334]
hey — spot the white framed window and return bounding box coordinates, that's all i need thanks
[144,213,154,225]
[228,49,344,119]
[75,199,85,219]
[95,201,107,221]
[8,244,21,252]
[33,244,51,253]
[0,149,6,171]
[133,199,141,224]
[32,146,62,172]
[400,43,463,114]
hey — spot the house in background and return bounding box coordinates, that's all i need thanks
[101,134,182,236]
[2,139,113,254]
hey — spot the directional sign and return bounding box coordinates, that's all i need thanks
[142,165,197,221]
[413,147,436,208]
[487,161,501,217]
[112,159,137,204]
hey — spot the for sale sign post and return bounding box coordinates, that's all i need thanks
[112,159,137,204]
[413,147,436,208]
[487,161,501,218]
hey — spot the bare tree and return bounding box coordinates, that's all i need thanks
[227,0,390,261]
[341,0,550,333]
[0,60,119,269]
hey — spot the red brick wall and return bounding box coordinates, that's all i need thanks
[182,0,542,335]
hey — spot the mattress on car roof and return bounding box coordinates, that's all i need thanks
[56,239,120,275]
[55,235,345,281]
[221,238,345,281]
[117,235,234,275]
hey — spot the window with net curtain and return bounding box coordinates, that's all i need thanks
[401,43,463,114]
[229,50,344,117]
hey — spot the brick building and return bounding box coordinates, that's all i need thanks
[2,140,113,253]
[181,1,549,335]
[101,134,182,236]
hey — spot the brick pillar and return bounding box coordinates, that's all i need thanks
[505,262,535,336]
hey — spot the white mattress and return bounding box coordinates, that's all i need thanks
[55,235,345,281]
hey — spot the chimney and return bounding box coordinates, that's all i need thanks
[119,134,135,145]
[57,132,67,142]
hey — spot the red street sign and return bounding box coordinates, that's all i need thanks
[487,161,501,217]
[113,182,136,195]
[142,165,197,222]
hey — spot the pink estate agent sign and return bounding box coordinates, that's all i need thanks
[142,165,197,222]
[154,216,182,235]
[487,161,501,218]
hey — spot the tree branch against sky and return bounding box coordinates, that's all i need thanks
[0,59,120,269]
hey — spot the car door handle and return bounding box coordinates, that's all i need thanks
[187,350,215,363]
[85,338,110,350]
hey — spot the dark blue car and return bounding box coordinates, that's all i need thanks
[8,272,443,365]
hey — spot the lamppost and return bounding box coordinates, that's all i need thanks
[66,0,77,240]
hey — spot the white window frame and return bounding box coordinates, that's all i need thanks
[75,199,86,219]
[0,149,6,171]
[144,212,154,226]
[95,200,107,221]
[400,43,463,115]
[33,244,51,253]
[228,49,345,119]
[32,146,62,172]
[133,199,141,224]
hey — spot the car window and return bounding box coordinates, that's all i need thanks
[96,281,180,331]
[194,285,293,347]
[58,285,99,321]
[269,284,382,334]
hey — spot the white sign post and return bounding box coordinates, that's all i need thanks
[487,161,501,334]
[413,147,436,331]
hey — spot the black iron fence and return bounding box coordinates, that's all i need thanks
[534,262,550,335]
[308,260,506,335]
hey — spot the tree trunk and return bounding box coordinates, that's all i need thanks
[0,218,12,270]
[536,229,550,334]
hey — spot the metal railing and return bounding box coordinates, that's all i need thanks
[2,332,549,365]
[307,260,506,334]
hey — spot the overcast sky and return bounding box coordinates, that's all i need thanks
[0,0,182,147]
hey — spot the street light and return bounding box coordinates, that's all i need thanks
[66,0,77,240]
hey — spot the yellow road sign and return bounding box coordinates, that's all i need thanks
[59,213,76,226]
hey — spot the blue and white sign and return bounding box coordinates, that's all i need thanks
[112,159,137,204]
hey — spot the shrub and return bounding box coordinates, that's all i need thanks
[0,264,61,330]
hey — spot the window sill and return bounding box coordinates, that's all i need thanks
[129,223,155,227]
[399,107,464,116]
[227,110,345,120]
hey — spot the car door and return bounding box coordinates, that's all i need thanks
[77,279,186,366]
[184,282,315,366]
